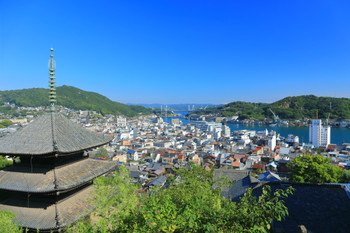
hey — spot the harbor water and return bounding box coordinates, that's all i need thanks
[163,111,350,145]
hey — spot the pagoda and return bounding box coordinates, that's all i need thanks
[0,49,117,231]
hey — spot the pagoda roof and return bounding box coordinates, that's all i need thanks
[0,185,94,231]
[0,159,117,193]
[0,112,112,156]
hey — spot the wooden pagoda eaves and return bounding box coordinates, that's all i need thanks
[0,112,113,156]
[0,159,116,193]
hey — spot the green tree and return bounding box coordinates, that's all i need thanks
[119,165,293,233]
[66,166,140,233]
[0,156,13,169]
[0,211,22,233]
[287,154,347,183]
[95,147,108,158]
[69,164,293,232]
[0,120,13,127]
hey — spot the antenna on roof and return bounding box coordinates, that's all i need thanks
[48,48,56,112]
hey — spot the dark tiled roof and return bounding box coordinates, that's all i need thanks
[146,163,165,171]
[0,185,94,231]
[129,171,140,178]
[0,113,112,155]
[255,183,350,233]
[149,176,167,186]
[213,169,249,182]
[226,175,261,201]
[213,169,254,196]
[0,159,117,193]
[258,171,281,182]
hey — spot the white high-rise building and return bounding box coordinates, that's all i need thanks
[222,124,231,137]
[267,130,277,151]
[309,119,331,146]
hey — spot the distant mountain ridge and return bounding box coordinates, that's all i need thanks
[191,95,350,120]
[0,85,152,116]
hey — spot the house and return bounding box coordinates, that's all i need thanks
[326,144,337,152]
[162,153,176,164]
[154,141,173,148]
[279,147,291,156]
[146,163,166,177]
[252,146,264,155]
[232,159,241,168]
[147,176,167,188]
[177,154,185,163]
[127,150,139,161]
[252,162,265,171]
[112,154,127,163]
[190,154,201,166]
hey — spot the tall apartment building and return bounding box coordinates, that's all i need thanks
[309,119,331,146]
[267,130,277,151]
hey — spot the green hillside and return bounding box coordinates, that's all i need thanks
[0,85,152,117]
[191,95,350,120]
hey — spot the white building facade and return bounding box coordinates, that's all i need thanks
[267,130,277,151]
[309,119,331,146]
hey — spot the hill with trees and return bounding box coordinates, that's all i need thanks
[0,86,152,117]
[191,95,350,120]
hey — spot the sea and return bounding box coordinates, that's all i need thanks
[162,111,350,145]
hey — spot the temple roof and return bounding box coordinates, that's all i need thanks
[0,112,112,155]
[0,185,94,231]
[0,159,117,193]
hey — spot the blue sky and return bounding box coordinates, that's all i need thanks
[1,0,350,104]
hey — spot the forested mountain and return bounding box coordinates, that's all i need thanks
[0,85,151,116]
[191,95,350,120]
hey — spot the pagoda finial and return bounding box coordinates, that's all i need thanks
[49,48,56,112]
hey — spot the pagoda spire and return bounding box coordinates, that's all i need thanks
[49,48,56,112]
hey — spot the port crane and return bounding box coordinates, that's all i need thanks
[269,108,279,123]
[326,113,331,125]
[326,102,332,125]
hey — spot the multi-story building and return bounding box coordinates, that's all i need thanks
[309,119,331,146]
[191,121,222,132]
[267,130,277,151]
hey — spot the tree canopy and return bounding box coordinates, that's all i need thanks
[94,147,109,158]
[287,154,350,183]
[68,165,293,233]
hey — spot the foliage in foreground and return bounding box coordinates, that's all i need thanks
[287,154,350,183]
[68,165,293,233]
[0,156,13,169]
[0,211,22,233]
